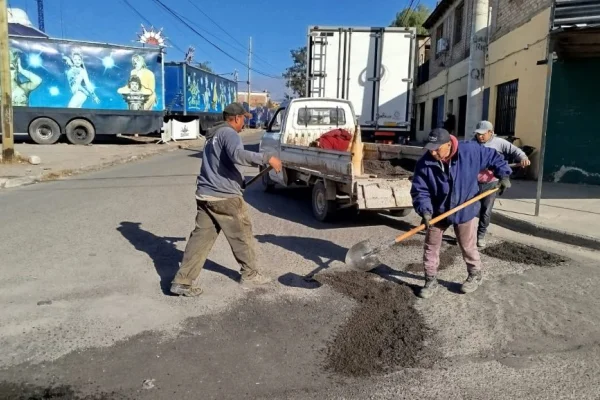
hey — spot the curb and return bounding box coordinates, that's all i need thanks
[0,139,205,191]
[491,211,600,251]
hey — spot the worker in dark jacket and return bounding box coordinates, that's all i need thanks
[411,128,512,298]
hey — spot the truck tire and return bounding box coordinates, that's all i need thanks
[28,118,61,145]
[312,181,336,222]
[390,208,413,218]
[260,165,275,192]
[66,119,95,145]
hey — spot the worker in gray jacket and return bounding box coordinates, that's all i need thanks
[473,121,530,247]
[170,103,282,297]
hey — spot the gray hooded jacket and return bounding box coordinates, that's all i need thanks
[196,122,270,199]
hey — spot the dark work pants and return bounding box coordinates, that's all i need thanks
[477,182,498,239]
[172,197,258,286]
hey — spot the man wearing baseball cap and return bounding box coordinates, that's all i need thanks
[410,128,512,298]
[170,102,282,297]
[473,120,530,247]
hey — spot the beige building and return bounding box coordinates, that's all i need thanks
[237,91,270,108]
[415,0,552,176]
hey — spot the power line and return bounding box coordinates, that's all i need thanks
[151,0,282,79]
[184,0,278,70]
[119,0,186,56]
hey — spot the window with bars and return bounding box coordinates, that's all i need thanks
[454,3,464,45]
[494,79,519,136]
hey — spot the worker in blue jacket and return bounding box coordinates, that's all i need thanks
[410,128,512,299]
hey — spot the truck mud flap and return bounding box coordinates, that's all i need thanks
[355,179,413,209]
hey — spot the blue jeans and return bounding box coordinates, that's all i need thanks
[478,182,498,239]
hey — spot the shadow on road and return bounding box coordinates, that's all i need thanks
[117,221,240,294]
[372,264,463,295]
[256,234,349,290]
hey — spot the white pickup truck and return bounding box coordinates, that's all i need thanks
[259,97,417,221]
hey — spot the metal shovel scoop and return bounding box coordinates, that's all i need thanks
[345,188,500,272]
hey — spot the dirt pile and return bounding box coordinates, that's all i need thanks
[0,382,124,400]
[363,159,413,179]
[316,271,434,377]
[481,241,567,267]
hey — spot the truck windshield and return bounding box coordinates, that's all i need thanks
[297,107,346,126]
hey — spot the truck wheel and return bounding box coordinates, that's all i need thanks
[312,181,336,222]
[260,165,275,192]
[28,118,61,145]
[66,119,95,145]
[390,208,413,218]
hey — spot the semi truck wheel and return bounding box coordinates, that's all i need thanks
[66,119,96,145]
[312,181,336,222]
[28,118,61,145]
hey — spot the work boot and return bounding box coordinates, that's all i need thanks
[418,276,439,299]
[240,272,272,285]
[461,271,483,294]
[170,283,203,297]
[477,236,486,248]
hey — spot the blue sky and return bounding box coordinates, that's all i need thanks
[9,0,434,99]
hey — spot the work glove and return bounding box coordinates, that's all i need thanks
[421,213,432,229]
[497,177,511,196]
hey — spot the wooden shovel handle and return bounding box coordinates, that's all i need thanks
[393,188,499,244]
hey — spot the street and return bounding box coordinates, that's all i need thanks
[1,131,599,400]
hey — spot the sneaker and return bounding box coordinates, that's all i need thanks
[170,283,203,297]
[477,237,486,248]
[418,276,439,299]
[240,272,272,285]
[461,271,483,294]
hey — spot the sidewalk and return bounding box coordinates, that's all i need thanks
[491,180,600,250]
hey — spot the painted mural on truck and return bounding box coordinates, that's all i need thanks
[8,38,163,111]
[185,67,237,113]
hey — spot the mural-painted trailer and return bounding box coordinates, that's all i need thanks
[3,36,165,145]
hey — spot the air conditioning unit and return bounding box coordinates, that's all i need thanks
[436,38,448,54]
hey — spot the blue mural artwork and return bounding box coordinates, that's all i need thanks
[185,66,237,113]
[8,37,163,111]
[164,63,237,115]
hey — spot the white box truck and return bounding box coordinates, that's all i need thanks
[306,26,416,144]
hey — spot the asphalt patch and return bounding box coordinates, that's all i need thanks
[0,382,124,400]
[404,243,462,273]
[363,159,413,179]
[481,241,568,267]
[316,271,435,377]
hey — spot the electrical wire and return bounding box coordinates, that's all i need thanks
[183,0,278,70]
[151,0,282,79]
[119,0,186,56]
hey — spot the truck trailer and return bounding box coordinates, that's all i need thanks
[163,62,238,135]
[306,26,417,144]
[4,35,165,145]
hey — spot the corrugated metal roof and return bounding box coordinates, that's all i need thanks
[553,0,600,29]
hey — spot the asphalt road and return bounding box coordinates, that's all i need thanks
[1,131,599,399]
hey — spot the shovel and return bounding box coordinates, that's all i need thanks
[244,166,273,188]
[345,188,500,272]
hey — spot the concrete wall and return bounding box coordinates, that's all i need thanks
[415,6,552,177]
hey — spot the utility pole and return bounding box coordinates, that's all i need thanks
[465,0,489,139]
[0,0,15,162]
[247,37,252,109]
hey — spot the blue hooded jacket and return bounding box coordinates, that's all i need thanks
[410,138,512,225]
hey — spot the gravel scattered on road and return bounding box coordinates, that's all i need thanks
[481,241,568,267]
[316,271,436,377]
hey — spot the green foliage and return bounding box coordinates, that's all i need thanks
[282,46,307,98]
[391,4,431,35]
[197,61,213,73]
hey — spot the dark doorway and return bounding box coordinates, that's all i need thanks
[458,95,467,138]
[495,79,519,136]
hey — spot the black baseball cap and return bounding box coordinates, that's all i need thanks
[424,128,451,151]
[223,102,251,118]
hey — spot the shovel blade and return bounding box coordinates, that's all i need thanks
[345,239,382,272]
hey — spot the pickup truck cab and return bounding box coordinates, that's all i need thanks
[259,97,414,221]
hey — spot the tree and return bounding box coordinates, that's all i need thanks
[197,61,213,73]
[282,46,307,98]
[391,4,431,35]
